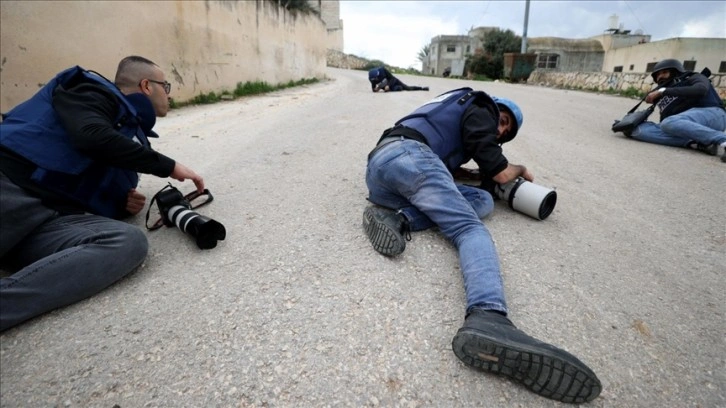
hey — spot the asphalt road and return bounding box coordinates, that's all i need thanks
[1,68,724,408]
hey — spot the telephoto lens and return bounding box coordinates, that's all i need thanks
[495,177,557,220]
[166,205,226,249]
[153,185,226,249]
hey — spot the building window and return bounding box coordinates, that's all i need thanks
[446,45,456,53]
[614,66,623,72]
[536,53,559,69]
[466,45,470,53]
[646,62,657,72]
[719,61,726,73]
[629,64,634,71]
[683,60,696,71]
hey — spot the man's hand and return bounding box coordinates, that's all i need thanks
[492,164,534,185]
[126,189,146,215]
[170,162,205,193]
[645,88,665,104]
[521,168,534,182]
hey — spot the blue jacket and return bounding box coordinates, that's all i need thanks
[394,87,500,171]
[0,66,152,218]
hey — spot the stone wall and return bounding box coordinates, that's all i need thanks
[528,71,726,99]
[326,49,369,70]
[0,0,327,112]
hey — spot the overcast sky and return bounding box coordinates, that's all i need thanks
[339,0,726,70]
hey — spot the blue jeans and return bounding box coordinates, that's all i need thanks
[366,140,507,314]
[0,172,148,331]
[632,106,726,147]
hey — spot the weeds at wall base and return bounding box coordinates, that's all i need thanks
[169,77,320,109]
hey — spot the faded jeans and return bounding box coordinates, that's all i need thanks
[0,172,148,331]
[365,139,507,314]
[632,106,726,147]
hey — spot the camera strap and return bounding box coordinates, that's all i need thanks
[145,183,215,231]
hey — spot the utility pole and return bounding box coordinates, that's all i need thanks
[521,0,530,53]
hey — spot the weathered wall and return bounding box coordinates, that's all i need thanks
[602,38,726,74]
[326,49,368,70]
[0,0,327,112]
[528,71,726,99]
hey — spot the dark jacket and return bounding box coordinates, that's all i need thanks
[0,68,175,217]
[658,71,724,120]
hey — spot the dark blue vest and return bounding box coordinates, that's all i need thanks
[0,66,152,218]
[395,87,500,171]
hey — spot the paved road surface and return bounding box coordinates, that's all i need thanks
[1,68,724,407]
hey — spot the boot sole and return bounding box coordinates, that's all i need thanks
[362,207,405,257]
[452,328,601,403]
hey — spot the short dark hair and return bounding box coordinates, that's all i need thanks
[114,55,159,89]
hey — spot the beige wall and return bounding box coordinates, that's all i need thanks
[602,38,726,74]
[0,0,327,112]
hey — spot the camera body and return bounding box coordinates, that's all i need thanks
[494,177,557,220]
[155,186,226,249]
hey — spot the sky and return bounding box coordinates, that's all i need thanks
[339,0,726,70]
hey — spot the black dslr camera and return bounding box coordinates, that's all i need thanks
[147,184,226,249]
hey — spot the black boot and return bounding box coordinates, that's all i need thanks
[452,309,602,403]
[362,205,410,257]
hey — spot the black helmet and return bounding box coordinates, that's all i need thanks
[651,59,685,81]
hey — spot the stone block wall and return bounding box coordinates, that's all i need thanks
[528,71,726,99]
[326,50,368,70]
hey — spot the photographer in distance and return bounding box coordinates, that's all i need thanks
[0,56,204,332]
[629,58,726,162]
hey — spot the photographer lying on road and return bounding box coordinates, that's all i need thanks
[362,88,601,403]
[368,66,429,92]
[0,55,204,332]
[624,58,726,162]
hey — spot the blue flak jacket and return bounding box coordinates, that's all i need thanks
[396,87,500,172]
[0,66,152,219]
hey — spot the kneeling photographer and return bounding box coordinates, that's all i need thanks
[0,56,205,332]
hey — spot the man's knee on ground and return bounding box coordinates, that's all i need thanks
[115,224,149,266]
[659,116,689,135]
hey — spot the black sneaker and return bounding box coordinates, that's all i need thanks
[611,120,632,137]
[362,205,410,257]
[693,142,718,156]
[452,309,602,403]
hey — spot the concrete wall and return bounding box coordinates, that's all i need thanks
[0,0,327,112]
[319,0,344,52]
[426,35,470,76]
[528,38,604,73]
[602,38,726,74]
[528,71,726,99]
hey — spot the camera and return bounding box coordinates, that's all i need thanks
[153,184,226,249]
[494,177,557,220]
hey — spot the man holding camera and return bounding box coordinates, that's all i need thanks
[0,56,204,332]
[362,88,601,403]
[630,58,726,162]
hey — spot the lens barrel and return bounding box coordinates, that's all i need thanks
[495,178,557,220]
[167,205,227,249]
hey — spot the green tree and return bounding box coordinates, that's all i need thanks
[465,29,521,80]
[276,0,318,15]
[417,44,430,63]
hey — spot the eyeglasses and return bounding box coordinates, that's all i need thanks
[142,79,172,95]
